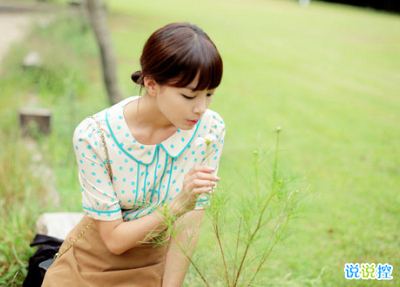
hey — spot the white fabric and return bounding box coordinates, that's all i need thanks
[73,96,226,221]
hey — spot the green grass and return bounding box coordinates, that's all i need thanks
[107,0,400,285]
[1,0,399,285]
[106,1,400,284]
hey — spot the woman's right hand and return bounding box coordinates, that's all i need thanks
[164,166,220,218]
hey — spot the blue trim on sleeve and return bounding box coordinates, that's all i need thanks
[122,206,142,220]
[83,206,121,214]
[130,204,153,221]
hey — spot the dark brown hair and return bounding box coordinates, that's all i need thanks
[131,23,223,91]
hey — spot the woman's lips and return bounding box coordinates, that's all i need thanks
[187,119,199,125]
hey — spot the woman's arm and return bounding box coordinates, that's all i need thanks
[162,209,204,287]
[95,209,169,255]
[96,166,218,255]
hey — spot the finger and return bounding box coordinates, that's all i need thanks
[193,179,217,188]
[192,186,213,194]
[192,165,216,173]
[184,166,218,182]
[194,172,220,182]
[184,173,219,186]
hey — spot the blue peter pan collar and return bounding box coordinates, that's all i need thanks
[105,96,200,165]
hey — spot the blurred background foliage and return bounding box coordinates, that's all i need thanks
[317,0,400,13]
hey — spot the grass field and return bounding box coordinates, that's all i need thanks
[107,1,400,285]
[1,0,399,286]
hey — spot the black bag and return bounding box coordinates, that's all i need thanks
[23,234,63,287]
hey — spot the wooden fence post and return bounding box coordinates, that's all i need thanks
[19,107,52,137]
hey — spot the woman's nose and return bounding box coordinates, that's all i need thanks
[193,97,207,114]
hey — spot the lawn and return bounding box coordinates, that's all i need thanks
[1,0,399,286]
[107,1,400,285]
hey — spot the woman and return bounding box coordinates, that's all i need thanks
[42,22,225,287]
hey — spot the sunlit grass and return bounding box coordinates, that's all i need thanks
[107,0,400,285]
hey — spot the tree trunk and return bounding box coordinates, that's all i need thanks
[84,0,123,105]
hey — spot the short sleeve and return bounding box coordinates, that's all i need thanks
[195,111,226,210]
[73,118,122,221]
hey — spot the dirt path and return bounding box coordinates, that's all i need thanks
[0,14,31,65]
[0,1,62,67]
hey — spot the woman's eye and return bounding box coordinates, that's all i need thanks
[207,93,214,97]
[181,94,195,100]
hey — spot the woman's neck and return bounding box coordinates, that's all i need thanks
[123,94,178,145]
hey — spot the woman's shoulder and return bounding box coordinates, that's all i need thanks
[73,106,111,148]
[73,96,138,144]
[73,115,102,148]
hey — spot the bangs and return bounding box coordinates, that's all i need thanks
[163,29,223,91]
[171,40,223,91]
[141,23,223,91]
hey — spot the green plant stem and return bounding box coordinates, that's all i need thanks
[272,132,280,188]
[170,230,210,287]
[11,271,18,287]
[11,245,26,268]
[213,218,231,287]
[232,236,253,286]
[233,216,242,283]
[247,191,294,286]
[247,214,291,287]
[234,131,282,286]
[233,174,278,286]
[254,151,260,202]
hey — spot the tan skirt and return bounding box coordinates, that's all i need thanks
[42,216,169,287]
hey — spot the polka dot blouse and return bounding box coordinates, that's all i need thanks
[73,96,226,221]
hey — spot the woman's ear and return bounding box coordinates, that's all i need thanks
[144,77,158,97]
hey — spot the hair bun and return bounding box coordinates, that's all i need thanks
[131,71,143,85]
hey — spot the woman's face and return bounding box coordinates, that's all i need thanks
[155,77,216,130]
